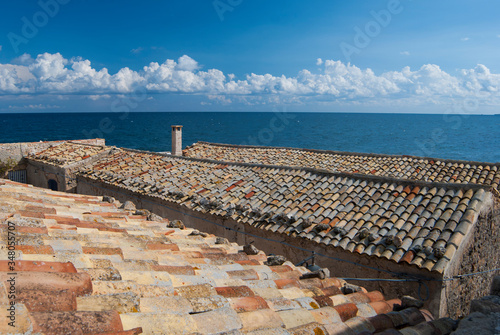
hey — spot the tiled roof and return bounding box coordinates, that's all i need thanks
[28,141,111,167]
[79,148,492,273]
[183,142,500,190]
[0,179,461,334]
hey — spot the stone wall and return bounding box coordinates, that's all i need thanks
[76,176,445,317]
[442,196,500,319]
[0,139,105,163]
[451,276,500,334]
[26,161,67,192]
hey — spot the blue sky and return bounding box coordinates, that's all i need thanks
[0,0,499,113]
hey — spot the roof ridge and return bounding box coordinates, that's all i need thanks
[66,141,110,149]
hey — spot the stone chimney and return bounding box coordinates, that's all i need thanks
[171,125,183,156]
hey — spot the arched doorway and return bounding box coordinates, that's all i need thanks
[48,179,58,191]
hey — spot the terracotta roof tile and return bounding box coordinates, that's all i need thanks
[0,180,464,334]
[31,310,124,335]
[0,260,76,273]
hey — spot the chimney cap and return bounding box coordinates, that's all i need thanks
[171,125,183,128]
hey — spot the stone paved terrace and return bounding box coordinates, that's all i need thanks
[183,142,500,191]
[0,179,464,334]
[78,148,494,274]
[27,141,112,167]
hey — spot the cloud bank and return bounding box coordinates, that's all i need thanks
[0,52,499,107]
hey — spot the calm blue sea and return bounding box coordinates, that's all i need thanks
[1,112,498,163]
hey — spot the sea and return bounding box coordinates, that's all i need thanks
[1,112,499,163]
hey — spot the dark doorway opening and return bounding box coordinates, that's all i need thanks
[48,179,58,191]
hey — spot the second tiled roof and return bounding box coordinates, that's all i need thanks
[28,141,111,167]
[183,142,500,189]
[79,148,492,274]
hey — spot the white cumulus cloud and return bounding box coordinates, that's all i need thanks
[0,52,499,107]
[176,55,200,72]
[12,53,35,66]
